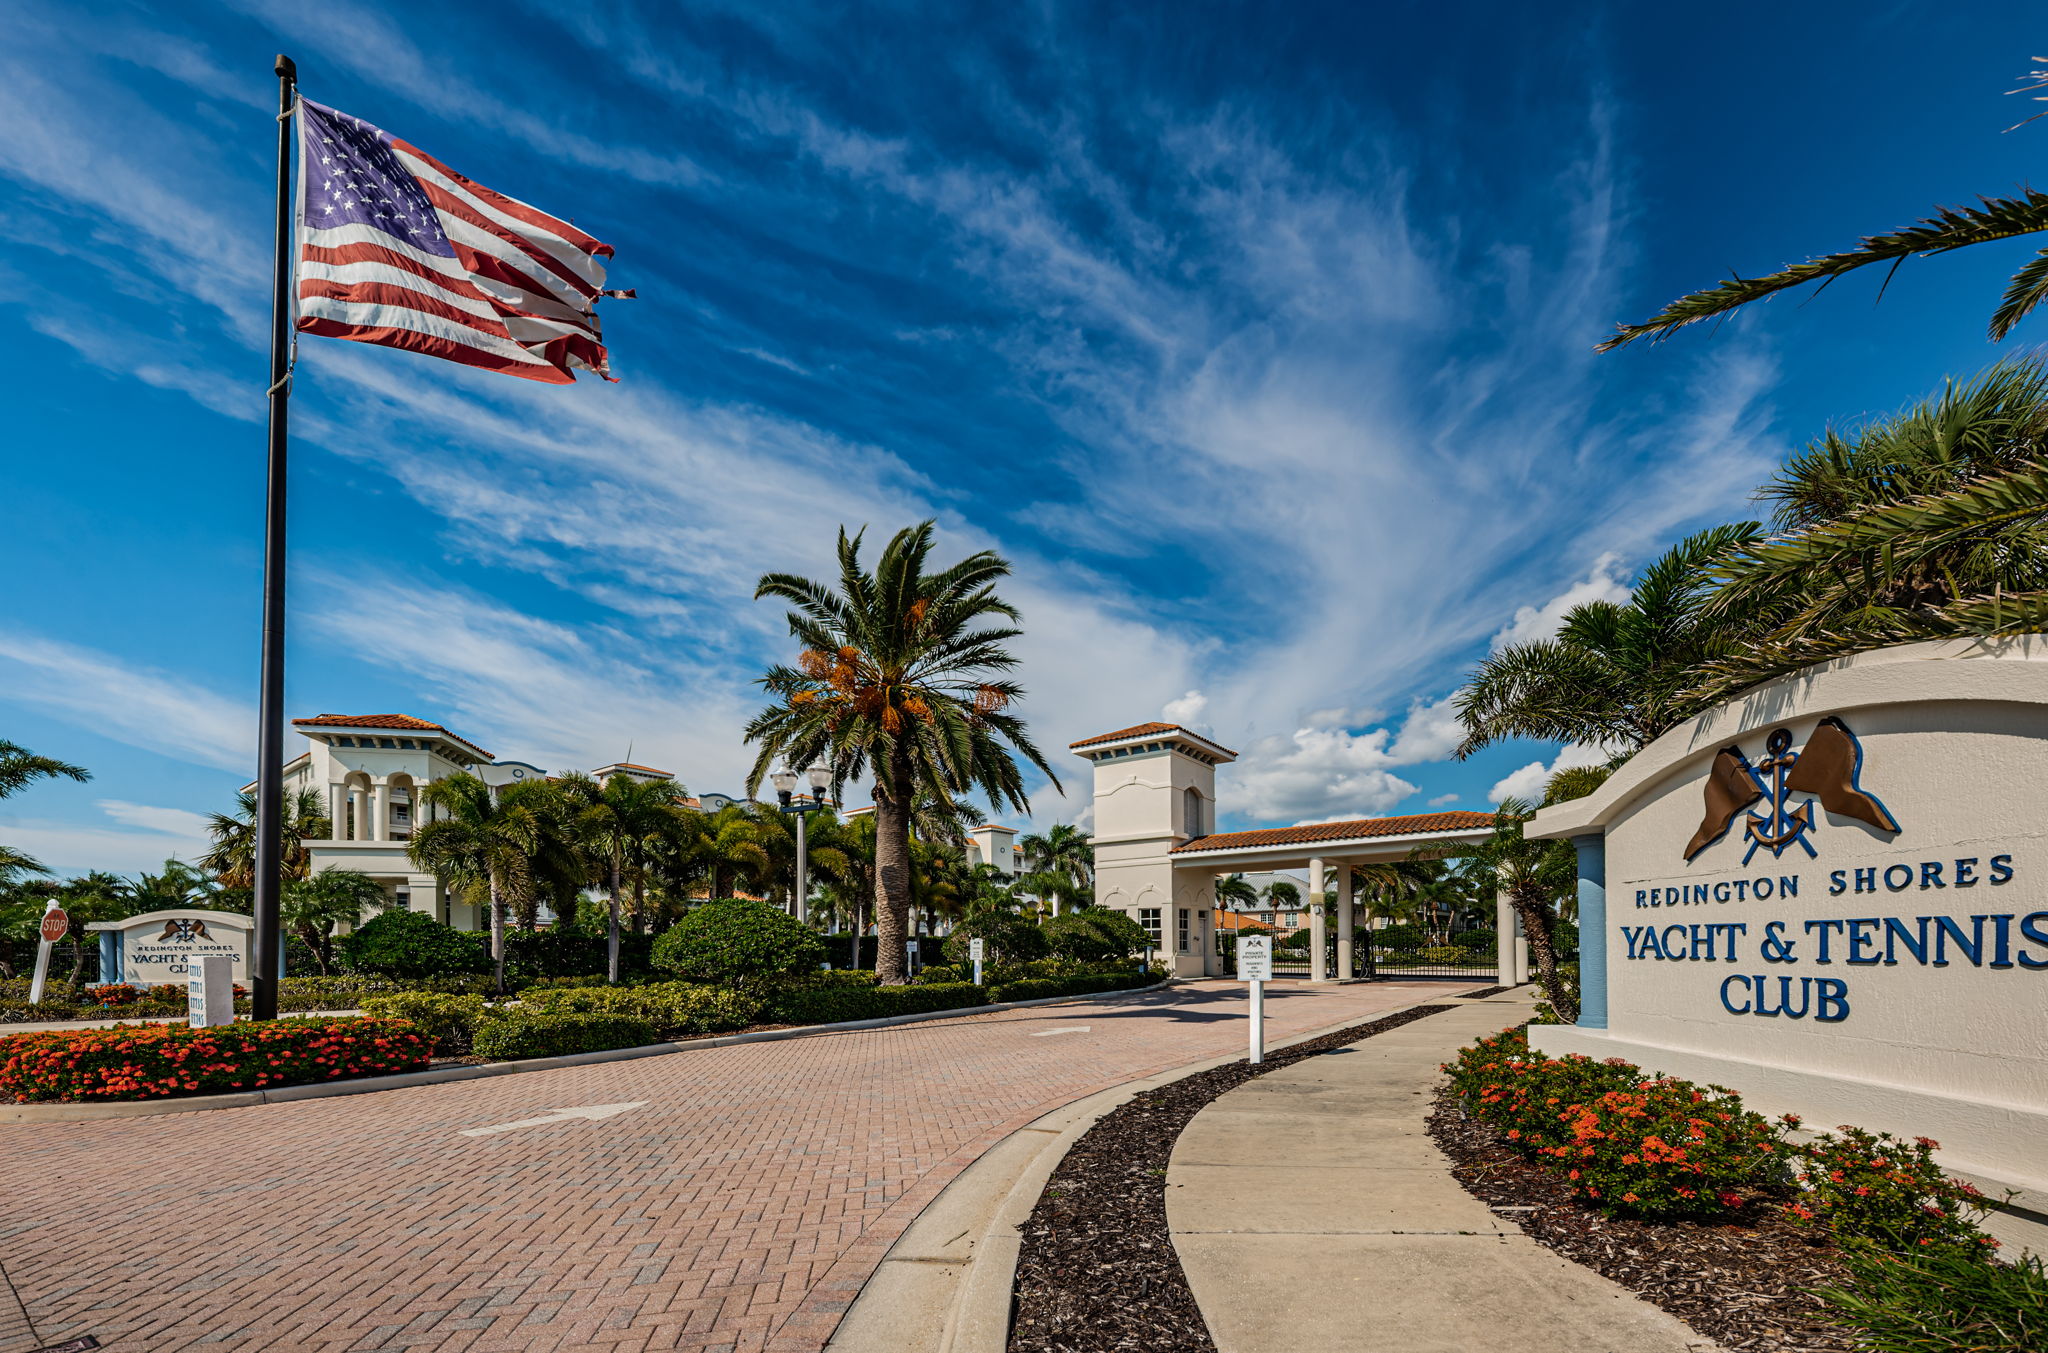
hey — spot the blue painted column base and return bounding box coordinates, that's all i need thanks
[1573,833,1608,1029]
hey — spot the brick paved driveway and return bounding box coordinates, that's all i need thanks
[0,979,1473,1353]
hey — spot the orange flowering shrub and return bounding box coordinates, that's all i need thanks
[85,984,144,1006]
[0,1017,431,1102]
[1442,1026,1791,1219]
[1787,1123,2000,1257]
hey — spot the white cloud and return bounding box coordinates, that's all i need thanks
[0,802,213,878]
[1162,690,1209,726]
[1225,726,1418,824]
[0,633,253,773]
[1428,792,1460,807]
[1486,742,1609,805]
[1389,694,1465,763]
[97,801,213,839]
[1489,554,1631,653]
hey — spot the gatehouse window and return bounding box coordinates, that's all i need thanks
[1184,787,1204,836]
[1138,907,1162,948]
[1177,908,1191,953]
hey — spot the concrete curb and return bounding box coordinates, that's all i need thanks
[824,989,1479,1353]
[0,980,1175,1123]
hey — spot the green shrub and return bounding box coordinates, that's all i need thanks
[1551,920,1580,953]
[517,982,762,1039]
[1041,908,1152,964]
[764,982,987,1025]
[1786,1123,2002,1257]
[1819,1244,2045,1352]
[472,1011,656,1060]
[650,900,825,989]
[359,992,487,1054]
[1442,1026,1791,1219]
[1278,928,1312,948]
[1371,924,1428,950]
[0,1017,431,1101]
[341,910,491,979]
[1459,928,1499,955]
[941,910,1050,968]
[1419,945,1473,964]
[986,971,1158,1004]
[915,963,965,985]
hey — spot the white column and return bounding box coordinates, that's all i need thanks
[1307,857,1328,981]
[1495,886,1515,984]
[371,781,390,842]
[1335,863,1354,980]
[329,783,347,840]
[349,787,368,841]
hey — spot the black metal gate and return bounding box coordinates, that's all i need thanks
[1221,916,1501,980]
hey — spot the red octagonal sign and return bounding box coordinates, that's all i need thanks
[39,909,69,943]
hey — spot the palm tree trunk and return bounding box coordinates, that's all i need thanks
[630,870,646,936]
[1511,888,1576,1024]
[489,875,507,993]
[607,859,623,984]
[873,773,913,985]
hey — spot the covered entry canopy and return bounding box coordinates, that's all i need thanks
[1168,811,1494,874]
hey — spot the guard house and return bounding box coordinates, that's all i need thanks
[1073,722,1493,977]
[252,713,499,927]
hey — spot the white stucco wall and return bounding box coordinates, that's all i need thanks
[1530,638,2048,1198]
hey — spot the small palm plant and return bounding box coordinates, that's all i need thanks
[745,522,1059,984]
[203,788,331,888]
[408,774,551,991]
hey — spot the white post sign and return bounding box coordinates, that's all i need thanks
[1239,935,1273,1064]
[969,937,985,986]
[187,954,234,1027]
[28,901,68,1006]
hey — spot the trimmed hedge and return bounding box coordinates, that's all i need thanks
[764,981,989,1025]
[0,1017,431,1101]
[516,982,761,1039]
[986,971,1158,1004]
[359,992,487,1054]
[341,910,491,979]
[652,900,826,989]
[471,1011,656,1060]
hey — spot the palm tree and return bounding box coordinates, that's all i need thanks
[408,774,550,990]
[1261,879,1301,910]
[1215,874,1259,912]
[1018,822,1093,914]
[1684,358,2048,701]
[0,739,88,800]
[744,523,1060,984]
[1455,800,1578,1021]
[1454,523,1762,760]
[50,872,131,991]
[125,860,218,912]
[280,869,385,974]
[682,801,771,902]
[0,740,88,882]
[573,773,686,976]
[1599,68,2048,353]
[203,788,331,888]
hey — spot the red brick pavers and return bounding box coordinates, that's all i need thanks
[0,979,1474,1353]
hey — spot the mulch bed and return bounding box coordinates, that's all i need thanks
[1007,1003,1455,1353]
[1426,1089,1859,1352]
[1455,985,1510,999]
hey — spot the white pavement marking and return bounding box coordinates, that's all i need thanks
[459,1102,647,1136]
[1029,1027,1091,1037]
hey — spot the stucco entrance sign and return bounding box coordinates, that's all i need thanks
[1527,638,2048,1200]
[88,909,253,988]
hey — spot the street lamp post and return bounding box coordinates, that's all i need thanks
[771,766,832,927]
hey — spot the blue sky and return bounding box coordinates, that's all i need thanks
[1,0,2043,875]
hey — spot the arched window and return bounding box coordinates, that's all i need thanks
[1184,786,1204,837]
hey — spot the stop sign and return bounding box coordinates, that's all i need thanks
[39,909,68,944]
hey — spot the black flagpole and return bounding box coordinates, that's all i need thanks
[252,53,297,1022]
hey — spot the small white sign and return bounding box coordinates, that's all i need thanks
[968,938,985,961]
[1239,935,1273,982]
[186,954,235,1027]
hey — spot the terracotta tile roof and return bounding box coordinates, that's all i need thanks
[1171,811,1494,855]
[600,762,674,777]
[292,713,492,758]
[1068,722,1238,757]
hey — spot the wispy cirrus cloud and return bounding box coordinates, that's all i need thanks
[0,632,254,774]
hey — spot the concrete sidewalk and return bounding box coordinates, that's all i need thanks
[1166,992,1723,1353]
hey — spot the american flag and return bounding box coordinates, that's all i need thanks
[295,98,626,384]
